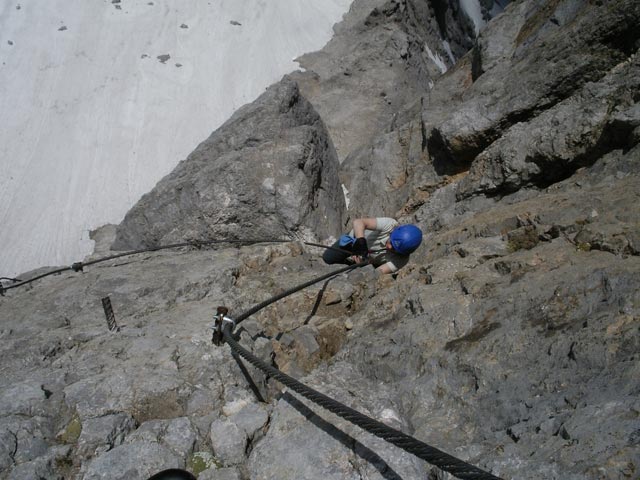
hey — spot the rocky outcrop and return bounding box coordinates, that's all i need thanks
[290,0,480,163]
[112,78,344,250]
[424,0,640,174]
[457,52,640,197]
[290,0,510,222]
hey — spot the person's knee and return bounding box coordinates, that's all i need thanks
[322,249,336,264]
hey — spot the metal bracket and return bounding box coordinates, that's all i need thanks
[211,306,235,346]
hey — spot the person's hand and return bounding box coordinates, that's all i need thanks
[352,237,368,259]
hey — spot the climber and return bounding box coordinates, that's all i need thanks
[323,217,422,274]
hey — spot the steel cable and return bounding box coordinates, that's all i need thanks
[3,232,501,478]
[1,238,354,293]
[222,326,502,480]
[3,239,278,292]
[233,262,366,325]
[214,247,502,479]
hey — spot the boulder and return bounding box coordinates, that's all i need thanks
[81,442,183,480]
[76,413,136,457]
[113,78,344,250]
[2,0,640,479]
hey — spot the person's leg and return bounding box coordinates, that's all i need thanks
[322,241,352,265]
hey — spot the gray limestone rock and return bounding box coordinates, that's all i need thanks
[198,466,241,480]
[163,418,198,458]
[0,429,16,471]
[6,448,68,480]
[209,418,247,466]
[229,402,270,440]
[424,0,640,173]
[339,115,426,219]
[64,368,184,419]
[0,245,254,479]
[76,413,136,457]
[81,441,183,480]
[2,0,640,479]
[291,0,479,163]
[7,459,56,480]
[247,388,427,479]
[216,402,273,465]
[126,417,197,459]
[0,382,48,417]
[112,78,344,250]
[457,53,640,197]
[0,416,53,466]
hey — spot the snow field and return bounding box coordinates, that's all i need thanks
[0,0,352,277]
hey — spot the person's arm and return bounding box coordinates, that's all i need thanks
[351,218,377,263]
[376,255,407,274]
[376,263,394,274]
[352,217,378,237]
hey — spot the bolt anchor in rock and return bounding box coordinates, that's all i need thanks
[211,306,235,346]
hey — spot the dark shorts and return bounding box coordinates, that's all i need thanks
[322,240,354,265]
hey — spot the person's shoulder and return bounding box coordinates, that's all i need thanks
[375,217,398,231]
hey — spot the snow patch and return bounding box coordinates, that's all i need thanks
[424,43,447,74]
[341,184,350,209]
[442,40,456,64]
[459,0,486,36]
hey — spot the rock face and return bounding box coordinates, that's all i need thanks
[2,1,640,480]
[290,0,510,222]
[112,78,344,250]
[456,54,640,196]
[290,0,479,163]
[423,0,640,174]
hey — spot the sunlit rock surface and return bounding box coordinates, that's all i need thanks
[1,1,639,479]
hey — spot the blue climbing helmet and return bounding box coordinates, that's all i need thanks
[389,224,422,255]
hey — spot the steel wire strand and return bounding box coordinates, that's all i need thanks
[233,262,366,325]
[1,239,279,291]
[3,239,354,292]
[80,238,289,268]
[222,327,502,480]
[3,267,72,291]
[3,240,247,291]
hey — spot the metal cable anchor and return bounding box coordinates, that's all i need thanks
[211,306,235,346]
